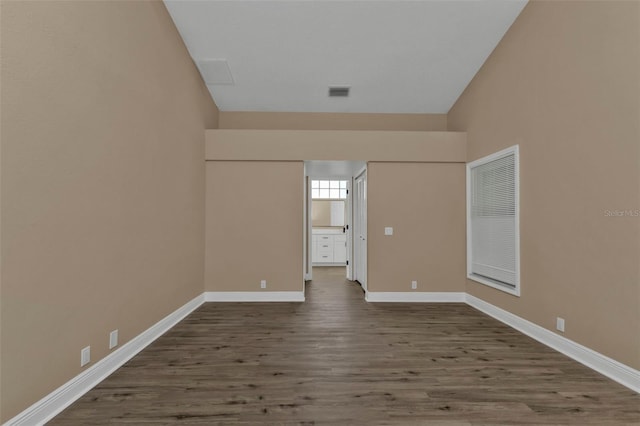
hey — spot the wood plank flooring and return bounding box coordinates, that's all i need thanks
[51,267,640,425]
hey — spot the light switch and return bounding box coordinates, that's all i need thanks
[384,227,393,236]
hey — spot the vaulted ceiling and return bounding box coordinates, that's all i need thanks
[164,0,527,113]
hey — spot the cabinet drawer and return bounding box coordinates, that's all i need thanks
[317,253,333,262]
[316,249,333,258]
[316,246,333,254]
[312,233,341,264]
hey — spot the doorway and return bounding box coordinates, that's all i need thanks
[304,161,367,295]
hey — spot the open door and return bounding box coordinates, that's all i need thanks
[353,169,367,292]
[345,178,353,281]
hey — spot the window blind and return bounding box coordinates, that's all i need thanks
[468,149,518,289]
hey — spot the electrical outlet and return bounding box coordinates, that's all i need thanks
[384,227,393,236]
[109,330,118,349]
[411,280,417,290]
[556,317,565,332]
[260,280,267,289]
[81,346,91,367]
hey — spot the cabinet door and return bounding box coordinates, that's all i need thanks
[333,237,347,263]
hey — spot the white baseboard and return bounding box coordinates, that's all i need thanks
[465,294,640,394]
[365,292,466,303]
[205,291,305,302]
[6,289,637,426]
[4,294,205,426]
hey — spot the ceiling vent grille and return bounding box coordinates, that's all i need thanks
[328,86,350,97]
[197,59,234,85]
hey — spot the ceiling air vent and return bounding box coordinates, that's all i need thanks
[328,86,350,97]
[197,59,234,85]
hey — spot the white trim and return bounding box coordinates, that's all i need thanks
[365,292,466,303]
[353,165,367,180]
[345,177,353,281]
[467,274,519,296]
[303,174,309,284]
[353,170,367,292]
[467,145,519,169]
[466,294,640,394]
[466,145,520,297]
[4,294,205,426]
[6,289,638,426]
[312,263,347,267]
[204,291,305,302]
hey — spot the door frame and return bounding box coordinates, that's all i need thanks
[304,175,312,282]
[353,168,368,292]
[305,175,353,280]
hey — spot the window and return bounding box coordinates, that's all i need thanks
[311,180,347,199]
[467,145,520,296]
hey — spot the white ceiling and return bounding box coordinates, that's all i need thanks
[305,160,366,178]
[164,0,527,114]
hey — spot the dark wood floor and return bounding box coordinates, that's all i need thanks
[51,267,640,425]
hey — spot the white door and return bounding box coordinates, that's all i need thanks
[354,170,367,291]
[345,178,353,280]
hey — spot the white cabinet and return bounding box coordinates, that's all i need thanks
[312,232,347,265]
[315,235,334,263]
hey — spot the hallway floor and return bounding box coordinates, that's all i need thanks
[51,267,640,425]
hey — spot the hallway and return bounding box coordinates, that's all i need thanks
[51,268,640,425]
[306,266,362,303]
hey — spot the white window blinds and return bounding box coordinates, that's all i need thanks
[467,146,519,294]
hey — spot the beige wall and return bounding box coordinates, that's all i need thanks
[311,200,346,228]
[219,112,447,131]
[206,130,466,162]
[311,201,331,228]
[448,1,640,369]
[208,115,463,298]
[0,1,218,421]
[205,161,304,292]
[367,162,466,292]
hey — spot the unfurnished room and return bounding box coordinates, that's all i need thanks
[1,0,639,424]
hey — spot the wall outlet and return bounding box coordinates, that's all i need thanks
[411,280,418,290]
[109,329,118,349]
[81,346,91,367]
[260,280,267,289]
[556,317,565,332]
[384,227,393,236]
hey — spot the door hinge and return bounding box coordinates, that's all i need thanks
[346,260,349,266]
[346,224,349,230]
[346,189,349,195]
